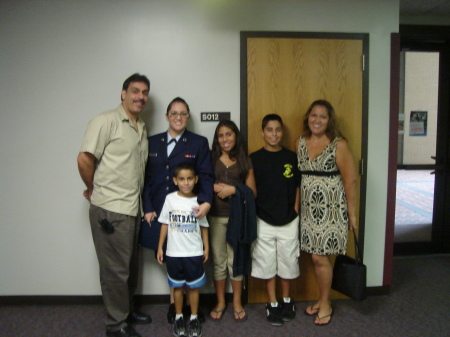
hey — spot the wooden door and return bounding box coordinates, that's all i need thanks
[241,33,368,302]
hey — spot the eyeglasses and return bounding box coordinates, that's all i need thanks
[168,112,190,119]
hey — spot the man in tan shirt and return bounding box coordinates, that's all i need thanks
[78,73,151,337]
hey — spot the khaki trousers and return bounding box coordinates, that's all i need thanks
[208,216,243,282]
[89,205,140,331]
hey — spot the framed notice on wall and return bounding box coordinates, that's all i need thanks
[409,111,427,136]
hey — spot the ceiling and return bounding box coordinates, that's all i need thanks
[400,0,450,17]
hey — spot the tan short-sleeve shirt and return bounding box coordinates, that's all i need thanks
[80,104,148,216]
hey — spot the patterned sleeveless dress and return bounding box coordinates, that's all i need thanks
[297,136,348,255]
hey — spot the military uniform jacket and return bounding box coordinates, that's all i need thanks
[142,129,214,218]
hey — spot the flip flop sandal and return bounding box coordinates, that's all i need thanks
[210,308,225,321]
[315,308,333,326]
[305,305,320,316]
[233,309,248,322]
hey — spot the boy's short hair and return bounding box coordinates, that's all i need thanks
[262,114,283,129]
[173,163,197,177]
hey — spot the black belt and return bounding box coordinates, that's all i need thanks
[300,170,340,176]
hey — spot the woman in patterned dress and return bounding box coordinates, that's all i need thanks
[294,100,357,326]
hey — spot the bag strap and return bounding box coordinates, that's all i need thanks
[353,231,363,265]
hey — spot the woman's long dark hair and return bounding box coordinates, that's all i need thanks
[211,120,251,180]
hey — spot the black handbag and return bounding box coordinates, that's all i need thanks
[332,231,367,301]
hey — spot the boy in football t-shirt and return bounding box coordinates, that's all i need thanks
[157,163,209,337]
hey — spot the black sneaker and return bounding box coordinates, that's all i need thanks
[265,303,284,326]
[173,316,186,337]
[167,303,176,324]
[281,299,296,322]
[188,318,202,337]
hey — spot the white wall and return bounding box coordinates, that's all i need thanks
[402,52,439,165]
[0,0,398,296]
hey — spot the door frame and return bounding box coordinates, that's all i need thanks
[392,25,450,256]
[240,30,370,252]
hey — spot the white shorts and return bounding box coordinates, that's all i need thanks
[251,216,300,280]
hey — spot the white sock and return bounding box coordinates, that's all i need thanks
[271,302,278,307]
[190,314,198,321]
[175,314,183,320]
[283,297,291,303]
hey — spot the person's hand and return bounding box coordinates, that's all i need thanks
[215,183,236,199]
[214,183,223,194]
[156,249,164,265]
[83,188,93,202]
[192,202,211,218]
[203,249,209,263]
[144,212,157,225]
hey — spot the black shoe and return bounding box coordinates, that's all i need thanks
[281,299,296,322]
[173,316,186,337]
[184,306,205,323]
[168,303,176,324]
[188,318,202,337]
[266,303,284,327]
[106,325,141,337]
[127,311,152,325]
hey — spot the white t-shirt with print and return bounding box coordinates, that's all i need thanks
[158,191,209,257]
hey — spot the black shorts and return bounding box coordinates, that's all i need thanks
[166,256,206,289]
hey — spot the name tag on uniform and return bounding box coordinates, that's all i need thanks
[184,154,196,158]
[149,153,158,157]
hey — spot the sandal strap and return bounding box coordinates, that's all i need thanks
[307,305,320,314]
[316,309,333,321]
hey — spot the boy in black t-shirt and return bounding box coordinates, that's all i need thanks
[250,114,301,327]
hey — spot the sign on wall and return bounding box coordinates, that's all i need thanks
[200,112,230,122]
[409,111,427,136]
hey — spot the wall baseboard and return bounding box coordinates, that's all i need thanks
[366,285,390,297]
[0,287,388,306]
[0,294,214,306]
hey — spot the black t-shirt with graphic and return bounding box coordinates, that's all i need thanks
[250,147,300,226]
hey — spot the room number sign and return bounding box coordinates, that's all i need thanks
[200,112,230,122]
